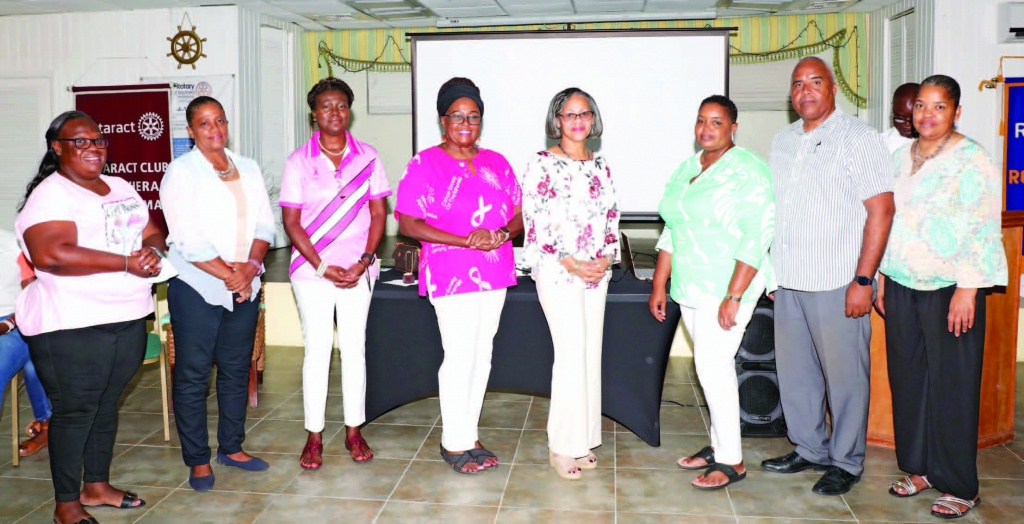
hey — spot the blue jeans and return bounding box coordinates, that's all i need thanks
[0,313,52,422]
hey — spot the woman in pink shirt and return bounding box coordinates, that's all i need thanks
[281,77,391,469]
[395,77,523,474]
[16,111,166,524]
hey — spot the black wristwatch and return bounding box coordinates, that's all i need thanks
[360,252,376,264]
[854,275,874,286]
[498,227,510,242]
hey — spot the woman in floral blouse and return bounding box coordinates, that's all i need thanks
[876,75,1006,520]
[648,95,774,490]
[522,87,619,481]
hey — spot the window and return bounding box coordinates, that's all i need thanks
[0,77,50,229]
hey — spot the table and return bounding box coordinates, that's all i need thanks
[363,269,681,446]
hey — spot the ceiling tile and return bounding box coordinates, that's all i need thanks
[432,5,505,16]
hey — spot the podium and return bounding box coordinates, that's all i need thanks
[867,220,1020,449]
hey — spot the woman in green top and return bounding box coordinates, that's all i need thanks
[649,95,774,490]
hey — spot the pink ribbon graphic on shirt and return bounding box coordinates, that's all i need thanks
[289,156,374,275]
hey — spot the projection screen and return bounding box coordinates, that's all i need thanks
[410,29,730,219]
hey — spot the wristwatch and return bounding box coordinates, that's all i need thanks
[360,252,376,264]
[854,275,874,286]
[725,294,742,302]
[498,227,510,242]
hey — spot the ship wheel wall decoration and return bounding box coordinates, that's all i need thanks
[167,13,207,69]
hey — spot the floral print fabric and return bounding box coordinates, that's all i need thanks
[522,151,620,288]
[880,138,1007,290]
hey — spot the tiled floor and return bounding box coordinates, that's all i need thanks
[2,350,1022,523]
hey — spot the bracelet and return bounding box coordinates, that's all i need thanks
[124,255,129,274]
[247,258,263,275]
[147,246,165,258]
[0,318,15,334]
[315,260,329,278]
[572,259,581,274]
[725,294,742,303]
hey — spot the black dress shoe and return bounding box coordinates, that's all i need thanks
[761,451,830,474]
[812,466,861,495]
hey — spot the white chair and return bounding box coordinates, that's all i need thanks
[144,286,171,442]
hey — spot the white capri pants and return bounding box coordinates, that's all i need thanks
[536,272,608,458]
[678,295,756,465]
[431,288,507,452]
[292,277,374,432]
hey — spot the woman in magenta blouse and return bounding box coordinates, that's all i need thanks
[395,77,523,474]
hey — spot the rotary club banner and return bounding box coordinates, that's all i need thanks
[73,84,172,234]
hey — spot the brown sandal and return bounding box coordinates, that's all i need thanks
[19,420,48,457]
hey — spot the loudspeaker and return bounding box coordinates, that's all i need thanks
[737,294,787,437]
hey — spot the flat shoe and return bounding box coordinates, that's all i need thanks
[188,469,216,492]
[83,490,145,509]
[692,463,746,490]
[812,466,860,495]
[440,444,482,474]
[344,434,374,463]
[677,445,715,470]
[888,474,932,498]
[299,440,323,471]
[216,451,270,472]
[931,496,980,520]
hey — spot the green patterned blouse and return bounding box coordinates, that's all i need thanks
[656,146,775,307]
[879,138,1007,290]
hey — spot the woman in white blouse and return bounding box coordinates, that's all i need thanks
[160,96,276,492]
[522,87,620,480]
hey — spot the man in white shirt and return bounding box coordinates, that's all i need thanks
[881,82,919,153]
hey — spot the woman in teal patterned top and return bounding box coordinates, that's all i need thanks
[648,95,774,490]
[876,75,1006,520]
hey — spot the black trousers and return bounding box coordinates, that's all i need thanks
[168,278,259,466]
[25,318,146,502]
[883,279,986,500]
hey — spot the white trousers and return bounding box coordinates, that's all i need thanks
[292,277,374,432]
[431,288,507,451]
[678,296,756,465]
[536,275,608,458]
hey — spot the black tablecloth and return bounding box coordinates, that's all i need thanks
[363,268,681,446]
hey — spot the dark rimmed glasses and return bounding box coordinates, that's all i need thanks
[55,137,110,149]
[558,111,595,122]
[444,113,482,126]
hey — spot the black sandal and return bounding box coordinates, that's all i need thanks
[440,444,484,474]
[466,447,498,470]
[691,463,746,491]
[677,446,716,470]
[82,490,146,509]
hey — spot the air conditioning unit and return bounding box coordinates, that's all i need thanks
[1000,2,1024,42]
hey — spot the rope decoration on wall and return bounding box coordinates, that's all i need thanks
[313,19,864,108]
[318,37,410,74]
[728,20,865,109]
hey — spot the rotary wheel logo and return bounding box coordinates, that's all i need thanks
[138,112,165,141]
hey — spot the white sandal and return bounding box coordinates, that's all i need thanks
[888,474,931,497]
[549,451,582,480]
[575,453,598,470]
[930,495,980,520]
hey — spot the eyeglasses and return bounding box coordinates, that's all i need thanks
[892,116,911,125]
[445,113,482,126]
[55,137,109,149]
[558,111,595,122]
